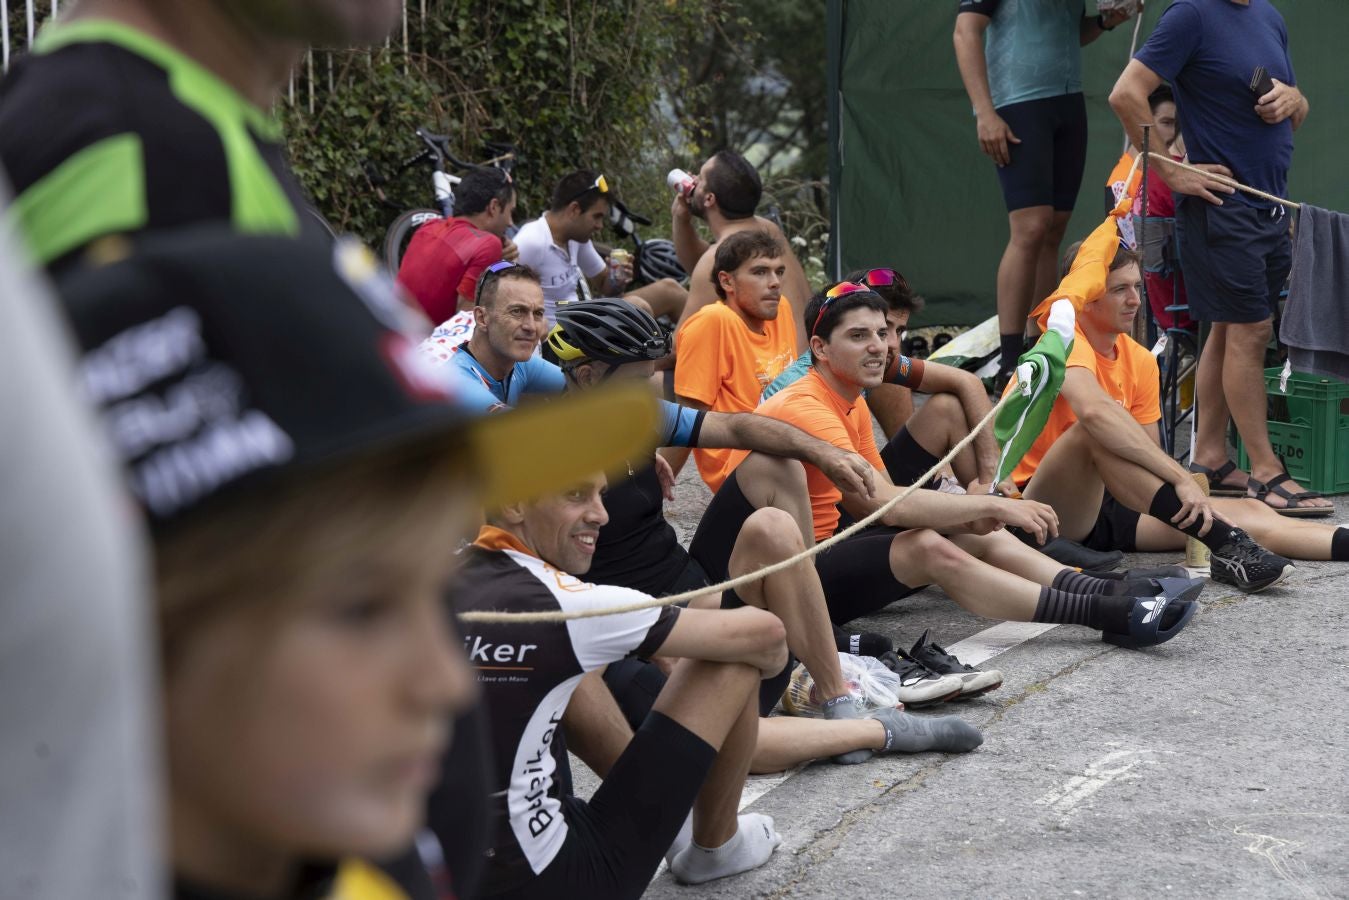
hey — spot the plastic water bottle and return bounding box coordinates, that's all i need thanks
[667,168,695,199]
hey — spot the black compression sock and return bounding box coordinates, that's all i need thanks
[999,333,1024,373]
[1054,569,1157,597]
[832,625,892,657]
[1148,484,1235,550]
[1033,587,1133,633]
[1333,527,1349,562]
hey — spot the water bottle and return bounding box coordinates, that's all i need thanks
[667,168,695,200]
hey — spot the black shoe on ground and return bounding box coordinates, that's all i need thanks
[1209,528,1294,593]
[1037,536,1124,572]
[906,630,1003,699]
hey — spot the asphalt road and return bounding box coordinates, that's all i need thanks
[586,466,1349,899]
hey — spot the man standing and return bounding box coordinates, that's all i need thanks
[674,231,800,493]
[1109,0,1327,514]
[671,150,812,350]
[955,0,1136,390]
[396,167,517,325]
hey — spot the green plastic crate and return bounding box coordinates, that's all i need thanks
[1235,367,1349,495]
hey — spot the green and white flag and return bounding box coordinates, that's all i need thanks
[992,300,1075,486]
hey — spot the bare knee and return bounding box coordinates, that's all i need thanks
[1009,209,1054,248]
[891,529,966,581]
[1226,319,1274,351]
[736,508,805,561]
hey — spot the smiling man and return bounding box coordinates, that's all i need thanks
[1015,241,1341,590]
[674,230,800,492]
[422,261,563,412]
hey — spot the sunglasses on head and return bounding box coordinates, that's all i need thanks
[561,174,609,207]
[812,281,873,336]
[859,267,910,293]
[473,259,519,306]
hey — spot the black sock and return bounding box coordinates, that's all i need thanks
[1333,528,1349,561]
[1054,569,1161,597]
[1000,333,1024,373]
[1031,587,1128,633]
[1148,484,1235,549]
[832,625,892,657]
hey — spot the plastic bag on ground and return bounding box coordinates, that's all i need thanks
[779,652,903,717]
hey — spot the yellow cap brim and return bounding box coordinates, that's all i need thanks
[467,382,660,506]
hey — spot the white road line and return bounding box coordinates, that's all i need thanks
[945,621,1059,666]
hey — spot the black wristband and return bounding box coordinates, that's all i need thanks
[1095,12,1115,31]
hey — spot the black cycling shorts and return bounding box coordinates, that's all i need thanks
[1081,491,1142,553]
[814,526,921,626]
[880,427,943,489]
[994,92,1088,212]
[485,712,715,900]
[1175,196,1291,324]
[688,468,757,595]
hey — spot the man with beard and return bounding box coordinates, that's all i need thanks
[671,150,812,351]
[672,231,800,492]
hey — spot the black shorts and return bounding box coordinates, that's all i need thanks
[880,427,943,489]
[688,468,757,594]
[1081,491,1141,553]
[815,526,921,626]
[1175,196,1291,324]
[486,712,715,900]
[994,93,1088,212]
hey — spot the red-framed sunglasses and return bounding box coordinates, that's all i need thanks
[811,281,874,336]
[859,267,910,293]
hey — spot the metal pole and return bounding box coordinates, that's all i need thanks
[2,0,11,73]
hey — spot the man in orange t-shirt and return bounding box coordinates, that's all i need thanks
[1015,242,1320,591]
[721,283,1202,649]
[673,230,799,492]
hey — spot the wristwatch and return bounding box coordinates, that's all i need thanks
[1096,12,1116,31]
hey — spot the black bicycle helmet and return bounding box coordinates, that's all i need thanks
[547,298,671,365]
[636,239,687,284]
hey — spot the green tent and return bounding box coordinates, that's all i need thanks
[827,0,1349,326]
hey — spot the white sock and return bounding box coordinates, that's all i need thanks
[670,813,782,885]
[663,812,693,867]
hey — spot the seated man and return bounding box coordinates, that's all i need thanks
[515,169,686,325]
[396,166,517,325]
[765,265,1125,572]
[1016,241,1346,585]
[456,473,791,892]
[671,150,811,351]
[418,261,562,411]
[723,284,1204,649]
[673,231,800,493]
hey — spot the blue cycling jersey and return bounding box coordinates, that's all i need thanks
[443,345,565,413]
[658,399,705,448]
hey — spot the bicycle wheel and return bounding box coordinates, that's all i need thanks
[382,208,444,275]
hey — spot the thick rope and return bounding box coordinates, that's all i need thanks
[1142,152,1300,209]
[459,389,1018,624]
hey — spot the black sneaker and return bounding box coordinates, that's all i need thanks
[1210,528,1294,593]
[906,630,1003,699]
[1038,537,1124,572]
[877,649,966,707]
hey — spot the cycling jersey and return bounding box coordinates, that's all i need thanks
[397,217,504,325]
[958,0,1084,110]
[588,402,705,593]
[456,526,680,888]
[0,18,319,271]
[760,350,925,403]
[512,215,606,324]
[423,343,565,412]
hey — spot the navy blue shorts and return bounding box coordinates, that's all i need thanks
[994,93,1088,212]
[1174,196,1291,324]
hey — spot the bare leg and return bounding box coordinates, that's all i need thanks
[731,452,815,548]
[627,277,688,321]
[1191,322,1237,473]
[652,659,759,848]
[1032,210,1073,312]
[752,717,886,774]
[1225,319,1332,509]
[887,529,1041,620]
[997,206,1054,340]
[948,529,1073,587]
[563,670,633,778]
[1135,497,1339,559]
[903,392,979,485]
[868,384,914,444]
[729,508,847,700]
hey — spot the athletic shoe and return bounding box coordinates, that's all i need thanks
[906,630,1003,699]
[1120,564,1191,581]
[877,650,965,707]
[1209,528,1294,593]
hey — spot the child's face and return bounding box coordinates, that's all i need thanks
[165,513,475,863]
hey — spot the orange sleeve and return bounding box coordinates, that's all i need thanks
[673,309,724,407]
[1128,344,1162,425]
